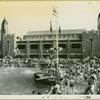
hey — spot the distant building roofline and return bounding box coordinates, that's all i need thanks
[25,29,86,36]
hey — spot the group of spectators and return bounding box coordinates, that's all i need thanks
[46,56,100,95]
[0,57,40,67]
[0,56,100,95]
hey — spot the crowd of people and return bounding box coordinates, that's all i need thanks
[0,56,100,95]
[47,56,100,95]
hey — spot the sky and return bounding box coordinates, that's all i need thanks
[0,1,100,36]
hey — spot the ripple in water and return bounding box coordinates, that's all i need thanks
[22,69,35,74]
[0,66,51,95]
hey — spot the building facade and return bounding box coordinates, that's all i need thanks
[0,13,100,59]
[16,29,100,59]
[15,13,100,59]
[16,30,83,58]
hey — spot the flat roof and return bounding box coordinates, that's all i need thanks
[25,29,85,36]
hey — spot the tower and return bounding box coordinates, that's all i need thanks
[1,18,8,58]
[1,17,8,35]
[98,13,100,35]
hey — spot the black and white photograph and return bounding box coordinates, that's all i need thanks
[0,0,100,99]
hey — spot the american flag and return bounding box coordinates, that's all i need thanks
[16,36,21,41]
[52,8,58,17]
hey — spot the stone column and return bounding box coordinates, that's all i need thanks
[7,40,10,56]
[27,41,30,58]
[67,39,70,58]
[89,38,93,58]
[39,40,43,58]
[1,35,4,58]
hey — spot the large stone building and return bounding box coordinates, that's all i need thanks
[16,13,100,59]
[16,29,100,59]
[0,13,100,59]
[16,30,82,58]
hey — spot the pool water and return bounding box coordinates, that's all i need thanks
[0,67,51,95]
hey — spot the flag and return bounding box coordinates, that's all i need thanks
[16,36,20,39]
[58,26,61,33]
[16,36,21,41]
[50,20,52,32]
[52,8,57,17]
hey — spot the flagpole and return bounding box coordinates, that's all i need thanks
[52,8,59,68]
[56,18,59,68]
